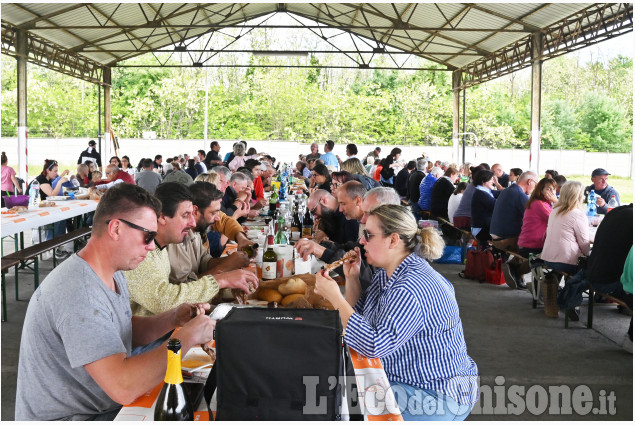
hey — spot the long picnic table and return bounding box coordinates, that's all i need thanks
[1,199,98,238]
[115,215,404,421]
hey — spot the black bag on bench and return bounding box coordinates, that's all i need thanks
[203,307,361,421]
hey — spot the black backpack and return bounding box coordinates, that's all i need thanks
[203,308,362,421]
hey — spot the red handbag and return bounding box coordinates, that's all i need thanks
[461,249,494,282]
[485,258,507,285]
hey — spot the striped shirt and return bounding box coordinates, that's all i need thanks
[345,253,479,406]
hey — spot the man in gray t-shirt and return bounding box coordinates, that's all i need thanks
[16,255,133,420]
[15,183,216,421]
[135,158,163,194]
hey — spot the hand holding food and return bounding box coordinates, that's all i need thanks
[322,249,360,273]
[216,269,259,294]
[314,269,342,305]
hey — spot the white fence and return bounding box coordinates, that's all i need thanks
[1,137,632,177]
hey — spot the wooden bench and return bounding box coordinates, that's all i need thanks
[1,257,21,322]
[3,227,92,299]
[565,284,632,329]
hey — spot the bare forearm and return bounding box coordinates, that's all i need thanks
[131,312,175,347]
[345,277,362,308]
[330,296,355,329]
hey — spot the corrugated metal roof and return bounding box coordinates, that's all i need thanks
[1,2,632,83]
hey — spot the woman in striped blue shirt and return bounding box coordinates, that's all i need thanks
[316,204,479,420]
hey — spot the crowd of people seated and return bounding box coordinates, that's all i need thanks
[11,138,631,421]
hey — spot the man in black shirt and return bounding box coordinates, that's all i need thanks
[77,140,102,171]
[395,161,415,198]
[204,141,223,169]
[587,204,633,298]
[307,189,359,245]
[407,158,426,220]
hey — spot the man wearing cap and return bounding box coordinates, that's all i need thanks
[77,140,102,171]
[586,168,620,214]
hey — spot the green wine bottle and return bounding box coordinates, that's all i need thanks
[154,339,193,421]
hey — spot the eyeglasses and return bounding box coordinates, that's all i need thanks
[107,218,157,245]
[362,229,384,241]
[310,202,321,216]
[47,160,58,170]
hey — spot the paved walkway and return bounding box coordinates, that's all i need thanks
[1,242,632,420]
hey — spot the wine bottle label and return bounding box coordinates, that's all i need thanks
[302,227,313,237]
[164,349,183,385]
[262,261,277,279]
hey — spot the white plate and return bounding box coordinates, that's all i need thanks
[46,196,71,201]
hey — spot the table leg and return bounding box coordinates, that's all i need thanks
[1,270,7,322]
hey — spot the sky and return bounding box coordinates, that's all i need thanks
[576,32,634,64]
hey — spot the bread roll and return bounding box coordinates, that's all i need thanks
[278,278,307,295]
[281,293,306,306]
[257,288,283,303]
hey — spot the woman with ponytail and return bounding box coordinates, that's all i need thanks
[315,204,479,421]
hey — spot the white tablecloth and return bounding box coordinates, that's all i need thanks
[1,200,98,237]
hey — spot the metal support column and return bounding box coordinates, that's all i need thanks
[451,70,461,165]
[204,67,209,147]
[103,67,112,167]
[98,85,102,149]
[16,30,28,182]
[529,33,543,173]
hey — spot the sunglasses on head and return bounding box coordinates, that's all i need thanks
[107,218,157,245]
[47,160,58,170]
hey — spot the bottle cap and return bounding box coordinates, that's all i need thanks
[167,338,181,353]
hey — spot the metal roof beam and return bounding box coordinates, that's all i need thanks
[1,23,105,85]
[458,2,633,89]
[11,3,121,63]
[461,3,542,32]
[445,3,550,63]
[19,3,86,29]
[115,63,450,71]
[27,24,531,32]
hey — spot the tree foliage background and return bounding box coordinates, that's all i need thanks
[1,36,632,152]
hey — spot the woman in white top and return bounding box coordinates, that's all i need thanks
[448,182,468,223]
[121,155,135,177]
[540,181,591,275]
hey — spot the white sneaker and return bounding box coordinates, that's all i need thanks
[622,334,633,353]
[54,248,71,260]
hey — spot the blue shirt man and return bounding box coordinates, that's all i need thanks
[320,140,339,171]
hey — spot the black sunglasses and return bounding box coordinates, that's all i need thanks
[107,218,157,245]
[362,229,384,241]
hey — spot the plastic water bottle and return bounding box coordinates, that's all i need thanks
[587,190,597,217]
[29,180,40,208]
[607,195,618,212]
[71,176,80,189]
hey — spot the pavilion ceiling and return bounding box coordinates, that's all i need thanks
[1,3,632,88]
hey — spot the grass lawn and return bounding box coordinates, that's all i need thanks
[566,175,633,204]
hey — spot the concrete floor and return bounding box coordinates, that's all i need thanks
[1,240,632,420]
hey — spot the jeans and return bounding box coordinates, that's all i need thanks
[130,330,173,356]
[390,382,474,421]
[518,247,542,258]
[409,201,423,221]
[42,220,68,241]
[544,261,578,276]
